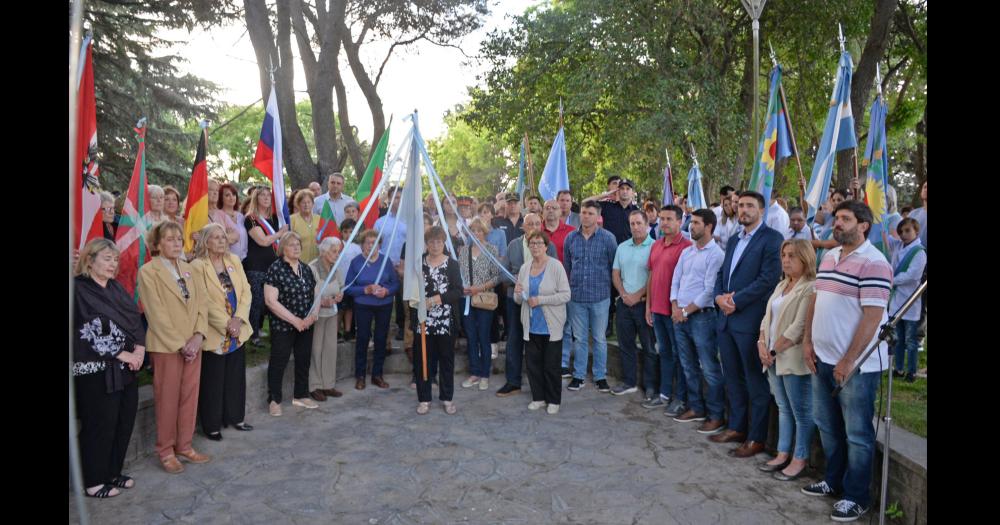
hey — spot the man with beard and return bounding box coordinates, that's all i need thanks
[669,209,726,432]
[710,191,783,458]
[800,200,892,523]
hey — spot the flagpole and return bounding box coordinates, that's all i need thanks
[771,43,807,207]
[421,321,428,381]
[524,132,536,203]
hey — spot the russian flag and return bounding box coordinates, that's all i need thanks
[253,86,289,227]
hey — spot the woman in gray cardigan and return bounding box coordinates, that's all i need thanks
[514,230,571,414]
[756,239,817,481]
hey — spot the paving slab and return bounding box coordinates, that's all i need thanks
[70,373,835,524]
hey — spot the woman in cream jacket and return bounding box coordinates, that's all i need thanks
[190,223,254,442]
[514,230,571,414]
[756,239,817,481]
[137,221,210,474]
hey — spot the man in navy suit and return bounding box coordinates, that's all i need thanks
[709,190,783,458]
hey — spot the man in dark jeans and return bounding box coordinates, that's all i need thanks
[609,210,656,397]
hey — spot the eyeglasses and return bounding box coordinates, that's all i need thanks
[528,241,546,246]
[102,207,115,212]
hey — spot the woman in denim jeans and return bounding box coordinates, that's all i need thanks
[756,239,817,481]
[459,219,499,391]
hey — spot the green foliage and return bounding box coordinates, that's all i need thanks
[886,501,904,520]
[466,0,925,205]
[82,0,240,192]
[427,106,511,198]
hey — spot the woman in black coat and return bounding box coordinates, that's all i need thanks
[73,238,146,498]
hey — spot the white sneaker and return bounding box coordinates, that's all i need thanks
[528,401,548,410]
[292,398,319,409]
[462,376,480,388]
[269,401,282,417]
[479,378,490,390]
[546,404,560,414]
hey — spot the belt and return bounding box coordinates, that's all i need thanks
[692,307,717,314]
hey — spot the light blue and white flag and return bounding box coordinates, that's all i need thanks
[538,126,568,201]
[687,163,707,210]
[804,50,858,220]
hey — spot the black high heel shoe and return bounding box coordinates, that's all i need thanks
[233,422,254,431]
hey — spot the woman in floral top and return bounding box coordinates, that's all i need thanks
[459,218,500,392]
[74,239,145,498]
[264,231,319,416]
[412,227,464,414]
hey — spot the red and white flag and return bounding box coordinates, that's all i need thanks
[74,34,103,250]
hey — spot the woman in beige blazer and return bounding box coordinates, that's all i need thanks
[137,221,210,474]
[190,223,254,442]
[756,239,817,481]
[514,230,571,415]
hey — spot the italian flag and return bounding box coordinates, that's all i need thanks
[355,125,390,229]
[115,120,151,304]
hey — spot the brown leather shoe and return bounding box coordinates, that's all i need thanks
[708,429,746,444]
[176,448,211,464]
[728,441,766,458]
[696,419,726,435]
[324,388,343,398]
[355,378,366,390]
[372,376,389,389]
[310,389,327,402]
[160,455,184,474]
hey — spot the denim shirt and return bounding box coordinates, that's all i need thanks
[562,227,618,303]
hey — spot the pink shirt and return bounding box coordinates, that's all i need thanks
[647,232,692,315]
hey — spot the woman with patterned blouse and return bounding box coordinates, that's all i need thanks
[137,221,210,474]
[412,227,465,415]
[190,223,254,441]
[459,218,500,391]
[264,231,320,416]
[73,239,145,498]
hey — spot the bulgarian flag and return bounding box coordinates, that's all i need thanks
[115,119,151,303]
[183,122,210,253]
[316,199,341,243]
[355,125,391,229]
[74,34,104,250]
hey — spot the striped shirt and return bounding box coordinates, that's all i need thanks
[812,240,893,373]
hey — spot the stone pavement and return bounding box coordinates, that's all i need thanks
[70,373,836,524]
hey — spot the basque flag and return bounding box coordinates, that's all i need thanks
[253,84,289,227]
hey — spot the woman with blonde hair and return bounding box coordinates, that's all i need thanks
[73,238,145,497]
[137,221,210,474]
[756,239,817,481]
[459,218,500,391]
[291,189,321,263]
[190,223,254,440]
[264,231,320,415]
[242,186,288,343]
[308,236,346,401]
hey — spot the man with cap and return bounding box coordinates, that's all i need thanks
[494,194,525,246]
[588,178,640,245]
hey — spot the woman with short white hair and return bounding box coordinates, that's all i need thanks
[146,185,166,226]
[100,191,117,241]
[307,236,346,401]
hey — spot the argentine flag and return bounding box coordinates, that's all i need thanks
[804,51,858,221]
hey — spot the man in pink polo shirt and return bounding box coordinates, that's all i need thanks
[642,204,692,411]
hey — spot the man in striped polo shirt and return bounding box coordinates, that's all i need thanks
[800,200,892,523]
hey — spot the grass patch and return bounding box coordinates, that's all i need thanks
[875,336,927,438]
[135,319,273,388]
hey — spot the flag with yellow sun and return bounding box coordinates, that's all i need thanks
[748,66,794,217]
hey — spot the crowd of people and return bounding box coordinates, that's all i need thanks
[74,171,927,522]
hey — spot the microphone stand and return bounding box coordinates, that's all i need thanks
[833,279,927,525]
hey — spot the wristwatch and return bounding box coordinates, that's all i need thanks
[769,349,777,357]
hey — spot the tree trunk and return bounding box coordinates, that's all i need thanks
[913,102,926,206]
[244,0,318,189]
[834,0,897,190]
[342,26,387,167]
[332,51,366,179]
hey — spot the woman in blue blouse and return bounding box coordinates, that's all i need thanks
[346,229,400,390]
